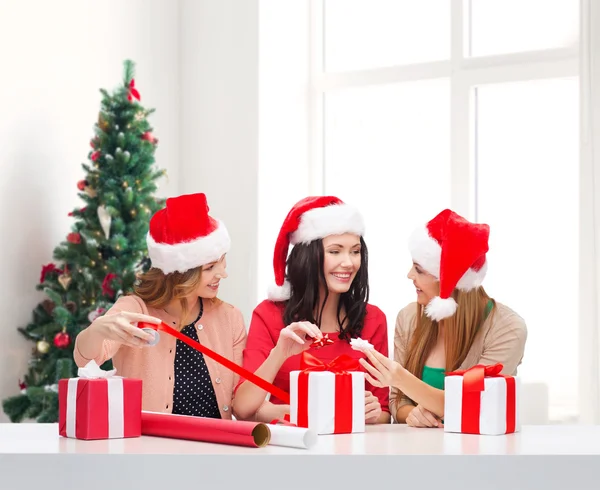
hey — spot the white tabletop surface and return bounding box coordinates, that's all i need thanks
[1,423,599,489]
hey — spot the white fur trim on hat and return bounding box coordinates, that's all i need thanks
[146,220,231,274]
[456,259,488,290]
[268,280,291,301]
[290,204,365,245]
[409,225,487,291]
[408,225,441,278]
[425,296,458,321]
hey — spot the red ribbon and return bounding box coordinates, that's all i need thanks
[446,363,516,434]
[139,321,290,405]
[297,352,359,433]
[127,79,141,102]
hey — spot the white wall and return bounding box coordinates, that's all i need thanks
[257,0,312,300]
[179,0,260,322]
[0,0,180,421]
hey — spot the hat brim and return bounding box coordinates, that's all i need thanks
[147,220,231,274]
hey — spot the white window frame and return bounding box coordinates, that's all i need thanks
[307,0,585,421]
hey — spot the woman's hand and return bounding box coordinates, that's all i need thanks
[406,404,443,428]
[359,349,404,388]
[89,311,160,348]
[273,322,322,359]
[365,390,382,424]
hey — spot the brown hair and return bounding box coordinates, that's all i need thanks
[134,267,219,328]
[401,287,495,400]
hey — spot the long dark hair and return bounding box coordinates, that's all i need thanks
[282,237,369,341]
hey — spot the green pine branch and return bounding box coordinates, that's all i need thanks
[3,59,164,424]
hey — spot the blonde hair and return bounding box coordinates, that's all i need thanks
[134,267,221,328]
[401,287,495,400]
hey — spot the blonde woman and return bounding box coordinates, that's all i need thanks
[360,209,527,427]
[74,193,246,419]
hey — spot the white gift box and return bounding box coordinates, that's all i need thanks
[444,365,521,436]
[289,371,365,435]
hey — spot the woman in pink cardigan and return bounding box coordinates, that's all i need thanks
[74,193,246,420]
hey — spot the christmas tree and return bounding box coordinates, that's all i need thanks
[2,60,165,423]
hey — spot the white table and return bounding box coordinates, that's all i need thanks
[1,423,599,489]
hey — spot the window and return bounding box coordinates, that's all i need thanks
[312,0,580,422]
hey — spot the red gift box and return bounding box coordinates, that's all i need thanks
[58,363,142,440]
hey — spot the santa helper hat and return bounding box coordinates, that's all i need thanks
[409,209,490,321]
[268,196,365,301]
[146,193,231,274]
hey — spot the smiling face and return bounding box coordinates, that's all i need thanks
[195,254,228,299]
[321,233,362,295]
[407,262,439,306]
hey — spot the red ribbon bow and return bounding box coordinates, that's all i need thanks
[446,363,516,434]
[300,352,360,374]
[312,333,334,348]
[127,79,141,102]
[446,363,504,393]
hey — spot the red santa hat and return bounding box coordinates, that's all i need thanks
[408,209,490,321]
[268,196,365,301]
[146,193,230,274]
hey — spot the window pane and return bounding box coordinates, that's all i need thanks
[476,78,579,422]
[324,80,450,352]
[325,0,450,72]
[469,0,578,57]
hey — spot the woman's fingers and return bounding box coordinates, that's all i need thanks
[418,405,440,427]
[115,318,153,345]
[281,328,306,345]
[300,322,322,339]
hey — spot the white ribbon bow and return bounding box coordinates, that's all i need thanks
[77,360,117,379]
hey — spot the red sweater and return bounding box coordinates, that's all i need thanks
[241,300,390,413]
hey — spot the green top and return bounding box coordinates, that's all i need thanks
[422,365,445,390]
[422,300,494,389]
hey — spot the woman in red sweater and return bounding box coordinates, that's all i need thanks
[233,196,390,424]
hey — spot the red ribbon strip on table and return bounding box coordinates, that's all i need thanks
[138,321,290,405]
[127,79,141,101]
[446,363,516,434]
[297,352,360,434]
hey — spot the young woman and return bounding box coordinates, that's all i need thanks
[74,193,246,419]
[233,196,390,424]
[359,209,527,428]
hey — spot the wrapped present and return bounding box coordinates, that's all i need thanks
[58,360,142,440]
[444,363,521,436]
[289,352,365,435]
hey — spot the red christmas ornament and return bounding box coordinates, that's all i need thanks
[91,150,101,162]
[18,379,27,391]
[40,263,61,283]
[102,272,118,297]
[53,331,71,349]
[127,79,141,102]
[142,132,158,144]
[68,206,87,217]
[77,179,88,191]
[67,232,81,244]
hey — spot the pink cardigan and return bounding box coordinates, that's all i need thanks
[73,295,247,419]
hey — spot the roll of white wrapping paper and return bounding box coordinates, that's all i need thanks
[268,424,317,449]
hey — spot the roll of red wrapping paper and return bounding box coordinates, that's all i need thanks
[141,411,271,448]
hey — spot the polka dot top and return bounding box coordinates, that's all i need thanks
[172,301,221,418]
